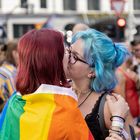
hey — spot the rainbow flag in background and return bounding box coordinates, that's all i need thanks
[0,84,94,140]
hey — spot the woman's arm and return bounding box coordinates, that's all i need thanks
[105,133,125,140]
[105,93,140,139]
[104,94,129,129]
[104,94,130,139]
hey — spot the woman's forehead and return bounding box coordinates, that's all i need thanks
[70,40,85,57]
[71,39,84,49]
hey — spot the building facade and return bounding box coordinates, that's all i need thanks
[0,0,139,41]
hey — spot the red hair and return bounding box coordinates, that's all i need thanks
[16,29,68,95]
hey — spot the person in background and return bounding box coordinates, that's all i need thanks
[117,39,140,132]
[130,39,140,96]
[114,56,140,137]
[131,38,140,129]
[0,44,7,66]
[131,38,140,76]
[72,23,89,35]
[0,41,18,112]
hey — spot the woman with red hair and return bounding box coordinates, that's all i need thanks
[16,29,67,94]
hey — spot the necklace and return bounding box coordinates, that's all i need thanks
[78,91,92,107]
[72,87,91,95]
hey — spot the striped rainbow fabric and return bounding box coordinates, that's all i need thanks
[0,84,94,140]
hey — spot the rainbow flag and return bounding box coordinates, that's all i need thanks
[0,84,94,140]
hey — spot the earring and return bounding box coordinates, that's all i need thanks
[88,73,95,79]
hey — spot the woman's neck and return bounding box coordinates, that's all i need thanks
[72,79,91,98]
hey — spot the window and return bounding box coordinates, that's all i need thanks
[13,24,34,38]
[135,25,140,36]
[134,0,140,10]
[40,0,47,8]
[88,0,99,10]
[0,26,7,44]
[63,0,76,10]
[0,0,1,8]
[21,0,28,8]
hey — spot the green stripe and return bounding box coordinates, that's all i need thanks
[0,94,25,140]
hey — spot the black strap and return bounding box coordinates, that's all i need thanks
[98,93,109,138]
[129,125,136,140]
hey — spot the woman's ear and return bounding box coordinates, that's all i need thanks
[88,71,96,79]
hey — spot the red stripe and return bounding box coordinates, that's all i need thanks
[88,131,94,140]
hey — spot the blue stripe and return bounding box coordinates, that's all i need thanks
[0,92,16,129]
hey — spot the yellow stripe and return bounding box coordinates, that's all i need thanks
[20,93,56,140]
[0,78,5,101]
[4,64,14,71]
[6,79,14,96]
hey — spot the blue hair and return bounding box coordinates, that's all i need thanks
[72,29,130,93]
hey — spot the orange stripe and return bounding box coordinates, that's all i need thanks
[48,95,92,140]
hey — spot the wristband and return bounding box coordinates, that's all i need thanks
[112,121,124,129]
[110,115,125,122]
[111,117,124,123]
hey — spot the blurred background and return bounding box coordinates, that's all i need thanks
[0,0,139,44]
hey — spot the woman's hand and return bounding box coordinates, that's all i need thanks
[106,93,129,119]
[105,133,123,140]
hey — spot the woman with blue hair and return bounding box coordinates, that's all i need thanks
[63,28,130,140]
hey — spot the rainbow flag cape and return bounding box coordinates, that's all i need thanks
[0,84,94,140]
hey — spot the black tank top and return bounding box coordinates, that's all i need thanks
[85,93,109,140]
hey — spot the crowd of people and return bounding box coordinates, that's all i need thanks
[0,23,139,140]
